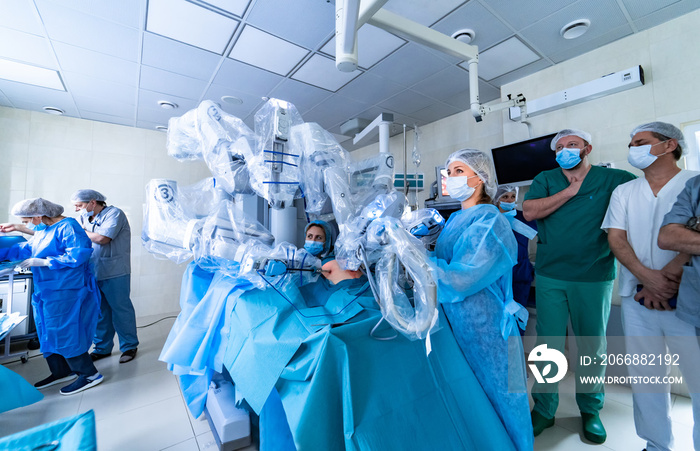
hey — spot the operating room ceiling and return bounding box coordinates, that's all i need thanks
[0,0,698,150]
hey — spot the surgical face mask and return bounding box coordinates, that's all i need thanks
[555,147,583,169]
[499,201,516,212]
[445,176,477,202]
[627,141,670,169]
[304,240,324,256]
[80,208,95,218]
[26,221,46,232]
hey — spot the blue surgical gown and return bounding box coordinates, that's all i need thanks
[0,218,100,358]
[434,204,533,451]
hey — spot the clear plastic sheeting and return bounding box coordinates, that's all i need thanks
[293,122,350,218]
[401,208,445,249]
[237,241,322,289]
[335,191,406,271]
[249,99,304,209]
[370,217,439,341]
[142,178,231,264]
[166,101,256,195]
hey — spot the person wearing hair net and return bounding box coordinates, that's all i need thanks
[494,185,537,331]
[71,189,139,364]
[433,149,533,451]
[523,129,635,443]
[604,122,700,451]
[0,198,103,395]
[299,220,365,306]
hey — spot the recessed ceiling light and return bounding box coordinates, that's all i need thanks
[0,58,65,91]
[221,95,243,105]
[42,106,64,115]
[158,100,178,109]
[451,29,476,45]
[560,19,591,40]
[155,125,168,131]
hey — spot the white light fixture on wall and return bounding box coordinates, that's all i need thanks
[560,19,591,40]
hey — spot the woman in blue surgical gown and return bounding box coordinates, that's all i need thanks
[433,149,534,451]
[0,198,102,395]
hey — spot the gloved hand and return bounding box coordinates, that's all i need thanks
[19,258,50,269]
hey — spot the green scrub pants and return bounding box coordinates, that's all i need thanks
[531,275,614,419]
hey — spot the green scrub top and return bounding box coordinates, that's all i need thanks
[525,165,635,282]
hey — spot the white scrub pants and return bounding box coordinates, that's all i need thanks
[622,296,700,451]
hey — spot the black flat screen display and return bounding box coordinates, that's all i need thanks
[491,133,558,185]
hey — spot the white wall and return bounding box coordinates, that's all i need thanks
[500,8,700,173]
[0,107,211,317]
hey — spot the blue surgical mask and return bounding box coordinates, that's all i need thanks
[80,209,95,218]
[555,148,582,170]
[27,221,46,231]
[304,240,324,256]
[446,176,477,202]
[499,201,516,212]
[627,141,669,170]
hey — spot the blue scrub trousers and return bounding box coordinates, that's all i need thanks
[93,275,139,354]
[46,352,98,378]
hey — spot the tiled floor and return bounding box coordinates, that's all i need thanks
[0,314,695,450]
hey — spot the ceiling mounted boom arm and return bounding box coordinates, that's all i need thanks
[334,0,526,123]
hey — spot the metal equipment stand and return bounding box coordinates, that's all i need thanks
[0,271,29,364]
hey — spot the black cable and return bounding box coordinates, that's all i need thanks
[136,315,178,328]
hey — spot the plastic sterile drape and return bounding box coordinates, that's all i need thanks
[433,204,532,451]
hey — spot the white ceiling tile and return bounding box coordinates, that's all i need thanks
[461,37,540,80]
[139,66,208,100]
[203,83,264,118]
[37,1,141,61]
[0,79,75,108]
[431,1,514,53]
[0,1,44,36]
[53,42,139,86]
[383,0,465,26]
[74,96,136,118]
[0,58,64,90]
[138,89,199,113]
[410,66,470,102]
[81,110,135,127]
[146,0,238,55]
[302,94,370,129]
[229,26,308,76]
[142,33,221,81]
[378,90,435,115]
[202,0,250,17]
[292,54,361,92]
[336,73,405,105]
[368,43,451,87]
[321,24,405,69]
[62,72,137,103]
[484,0,575,31]
[0,27,56,69]
[213,58,284,95]
[246,0,335,49]
[38,0,143,29]
[268,79,332,114]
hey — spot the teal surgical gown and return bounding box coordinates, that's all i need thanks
[434,204,533,451]
[0,218,100,358]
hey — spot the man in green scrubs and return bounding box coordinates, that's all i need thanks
[523,129,635,444]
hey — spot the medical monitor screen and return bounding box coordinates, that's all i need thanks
[491,133,558,186]
[435,166,453,202]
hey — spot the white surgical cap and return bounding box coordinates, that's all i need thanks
[11,198,64,217]
[71,189,106,203]
[630,121,686,153]
[445,149,497,199]
[493,184,518,204]
[550,128,592,150]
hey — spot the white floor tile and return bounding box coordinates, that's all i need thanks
[161,438,200,451]
[671,394,694,426]
[196,430,218,451]
[78,368,181,421]
[95,396,194,451]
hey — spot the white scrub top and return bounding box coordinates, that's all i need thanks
[601,169,699,297]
